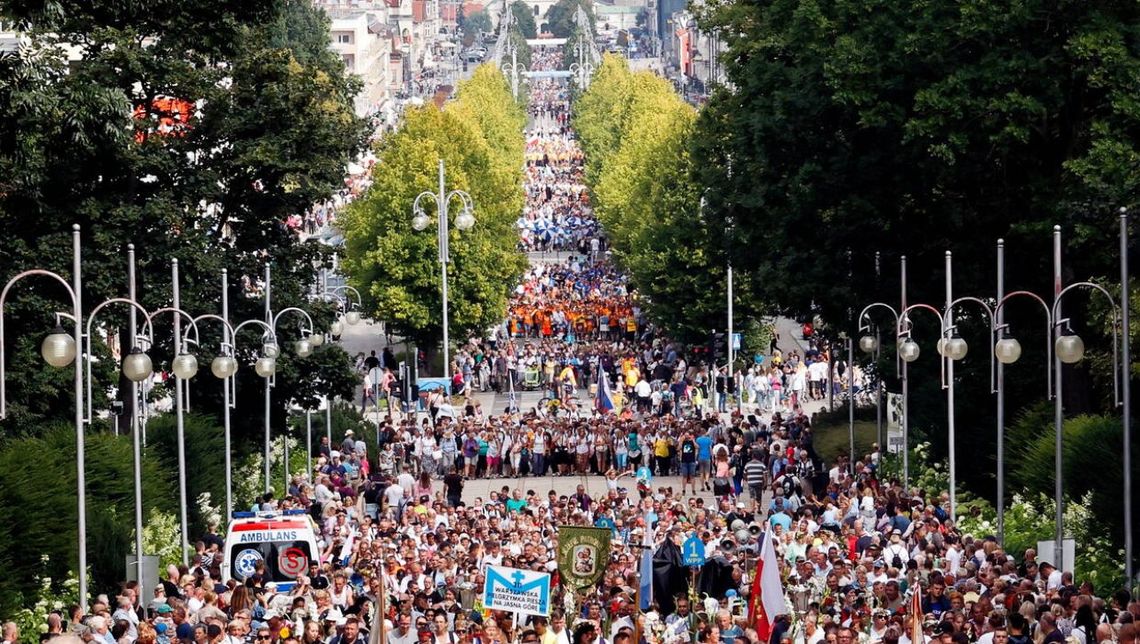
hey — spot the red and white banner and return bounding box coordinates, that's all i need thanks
[750,530,788,642]
[910,584,924,644]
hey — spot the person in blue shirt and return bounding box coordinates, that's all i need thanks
[695,430,714,491]
[769,499,793,531]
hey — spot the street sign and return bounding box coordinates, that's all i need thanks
[483,565,551,616]
[732,333,742,351]
[682,532,706,567]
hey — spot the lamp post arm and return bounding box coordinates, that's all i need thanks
[413,191,438,212]
[943,296,997,394]
[141,307,202,354]
[0,269,80,419]
[899,303,947,388]
[271,307,317,337]
[446,190,473,212]
[995,290,1055,398]
[184,314,236,352]
[1052,282,1123,406]
[322,285,363,311]
[858,302,901,373]
[84,298,156,425]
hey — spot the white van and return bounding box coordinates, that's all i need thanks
[222,510,320,591]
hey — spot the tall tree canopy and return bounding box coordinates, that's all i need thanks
[510,0,538,39]
[573,55,747,343]
[460,6,492,37]
[0,0,368,442]
[686,0,1139,564]
[691,0,1139,327]
[545,0,593,38]
[341,65,528,353]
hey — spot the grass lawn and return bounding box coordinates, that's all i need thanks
[811,419,881,463]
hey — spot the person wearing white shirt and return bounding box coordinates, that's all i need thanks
[384,481,404,508]
[397,470,416,496]
[315,477,335,505]
[388,614,418,644]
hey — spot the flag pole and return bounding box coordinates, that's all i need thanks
[633,580,642,644]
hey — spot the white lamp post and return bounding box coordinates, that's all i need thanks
[0,224,88,611]
[322,285,364,336]
[412,158,476,383]
[263,265,319,493]
[1047,223,1125,572]
[183,311,277,521]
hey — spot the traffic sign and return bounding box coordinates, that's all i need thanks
[682,533,706,567]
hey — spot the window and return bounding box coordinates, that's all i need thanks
[336,32,353,43]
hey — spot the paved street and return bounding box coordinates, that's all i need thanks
[454,474,743,508]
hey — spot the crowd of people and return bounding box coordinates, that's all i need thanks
[518,80,582,252]
[15,49,1138,644]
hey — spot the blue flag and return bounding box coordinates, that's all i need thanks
[595,368,614,414]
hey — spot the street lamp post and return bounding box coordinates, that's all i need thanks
[989,286,1054,544]
[1120,208,1132,584]
[127,244,145,587]
[1,225,86,610]
[501,43,522,99]
[182,312,278,520]
[896,302,946,493]
[82,287,155,584]
[319,284,363,477]
[139,260,205,566]
[569,38,595,90]
[263,265,323,494]
[940,292,998,523]
[1049,224,1125,572]
[412,158,476,383]
[856,257,908,487]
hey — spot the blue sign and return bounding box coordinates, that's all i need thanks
[682,533,706,567]
[483,565,551,617]
[732,333,742,351]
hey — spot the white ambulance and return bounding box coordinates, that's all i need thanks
[222,510,320,591]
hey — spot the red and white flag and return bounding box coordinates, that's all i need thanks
[910,584,923,644]
[750,530,788,643]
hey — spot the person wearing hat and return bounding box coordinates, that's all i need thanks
[884,530,909,569]
[174,623,195,644]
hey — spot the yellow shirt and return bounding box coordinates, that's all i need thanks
[624,367,639,387]
[655,437,671,457]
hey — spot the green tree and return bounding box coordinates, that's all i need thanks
[685,0,1140,566]
[0,0,367,444]
[341,71,527,359]
[689,0,1139,330]
[0,424,173,615]
[545,0,593,38]
[461,6,492,37]
[511,0,538,39]
[574,56,746,344]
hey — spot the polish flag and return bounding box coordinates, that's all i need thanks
[750,530,788,643]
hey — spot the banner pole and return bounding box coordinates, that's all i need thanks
[633,582,642,644]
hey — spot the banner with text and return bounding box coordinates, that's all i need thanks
[483,566,551,617]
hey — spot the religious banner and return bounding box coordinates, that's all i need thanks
[483,566,551,617]
[557,526,612,590]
